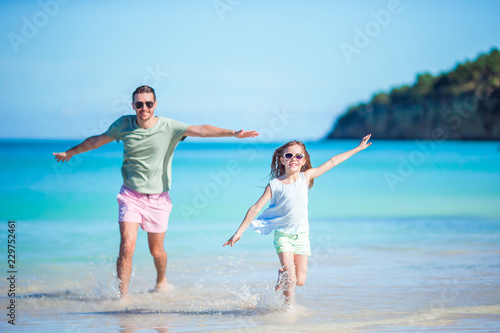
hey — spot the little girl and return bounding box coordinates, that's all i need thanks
[223,135,372,306]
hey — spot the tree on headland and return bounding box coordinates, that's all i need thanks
[328,48,500,140]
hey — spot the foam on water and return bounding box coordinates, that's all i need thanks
[11,286,500,332]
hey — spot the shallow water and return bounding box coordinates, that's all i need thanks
[1,140,499,332]
[3,216,499,332]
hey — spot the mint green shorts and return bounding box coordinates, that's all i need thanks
[273,231,311,256]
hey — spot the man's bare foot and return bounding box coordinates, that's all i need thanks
[117,293,130,303]
[150,277,171,293]
[275,268,284,291]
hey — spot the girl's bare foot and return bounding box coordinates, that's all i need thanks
[275,268,284,291]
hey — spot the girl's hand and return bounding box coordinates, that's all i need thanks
[358,134,372,150]
[223,233,241,247]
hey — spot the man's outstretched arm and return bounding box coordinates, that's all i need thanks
[53,133,114,162]
[184,125,258,138]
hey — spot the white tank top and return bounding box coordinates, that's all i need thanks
[251,172,309,235]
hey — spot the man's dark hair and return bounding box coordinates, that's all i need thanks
[132,85,156,101]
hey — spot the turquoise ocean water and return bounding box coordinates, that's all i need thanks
[1,138,500,332]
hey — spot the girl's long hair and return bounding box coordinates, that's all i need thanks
[269,140,314,189]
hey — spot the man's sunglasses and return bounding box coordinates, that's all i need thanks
[283,153,304,160]
[134,101,155,109]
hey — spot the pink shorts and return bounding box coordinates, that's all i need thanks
[117,185,172,233]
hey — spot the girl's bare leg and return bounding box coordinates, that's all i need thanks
[294,254,308,287]
[277,252,296,306]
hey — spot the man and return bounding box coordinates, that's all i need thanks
[53,85,258,298]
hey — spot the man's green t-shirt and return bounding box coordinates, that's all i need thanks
[105,115,189,194]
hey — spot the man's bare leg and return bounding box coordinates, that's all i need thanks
[148,231,168,291]
[117,222,140,298]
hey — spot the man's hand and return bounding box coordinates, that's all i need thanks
[53,150,74,162]
[234,129,259,138]
[52,134,113,162]
[185,126,259,138]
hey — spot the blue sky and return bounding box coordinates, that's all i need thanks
[1,0,499,141]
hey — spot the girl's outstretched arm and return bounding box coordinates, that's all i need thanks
[305,134,372,181]
[223,185,272,247]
